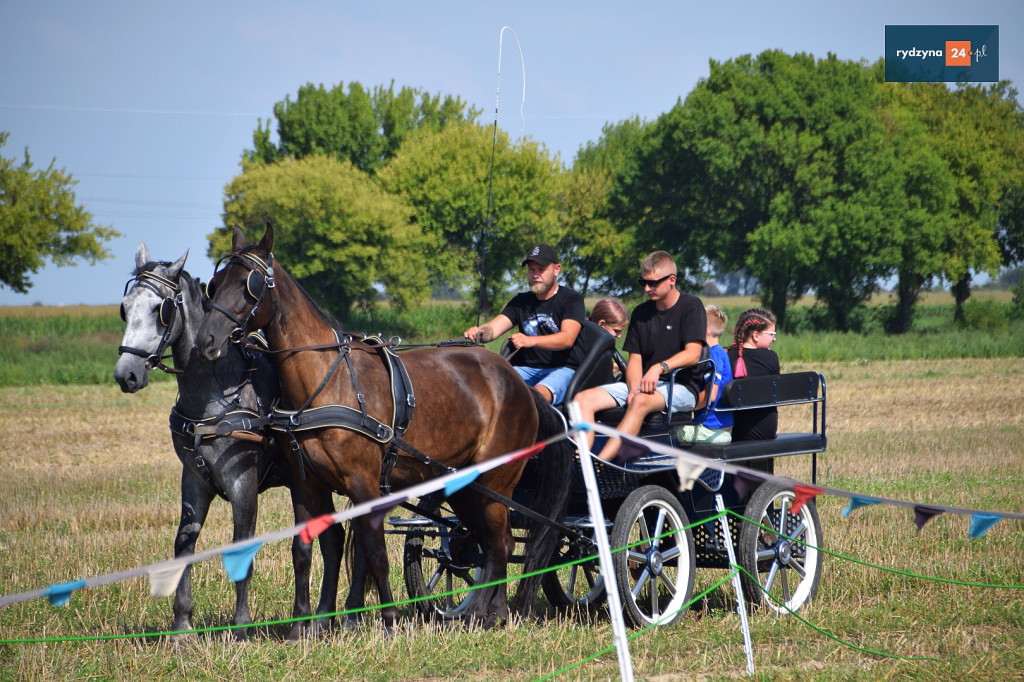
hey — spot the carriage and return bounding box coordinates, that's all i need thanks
[165,223,830,632]
[389,321,828,628]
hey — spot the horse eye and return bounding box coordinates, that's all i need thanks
[119,304,126,322]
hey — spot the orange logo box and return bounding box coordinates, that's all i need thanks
[946,40,971,66]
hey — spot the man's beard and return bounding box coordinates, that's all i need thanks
[530,279,554,297]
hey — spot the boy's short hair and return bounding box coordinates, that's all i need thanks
[705,304,727,337]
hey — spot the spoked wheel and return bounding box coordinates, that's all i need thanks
[737,481,823,614]
[610,485,695,628]
[401,502,485,620]
[541,517,607,614]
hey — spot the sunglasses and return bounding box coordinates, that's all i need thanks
[637,273,673,289]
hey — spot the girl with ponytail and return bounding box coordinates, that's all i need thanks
[727,308,780,440]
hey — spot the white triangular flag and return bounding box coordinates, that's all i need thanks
[148,563,187,598]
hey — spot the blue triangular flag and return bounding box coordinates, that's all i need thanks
[969,513,1002,538]
[42,580,86,606]
[842,496,882,517]
[444,469,481,497]
[222,542,262,582]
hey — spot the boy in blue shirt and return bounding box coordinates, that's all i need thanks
[676,304,733,444]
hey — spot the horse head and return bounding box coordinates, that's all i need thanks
[114,242,190,392]
[198,224,276,362]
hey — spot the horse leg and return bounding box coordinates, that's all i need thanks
[342,520,371,628]
[172,469,214,637]
[311,489,343,634]
[448,491,514,629]
[226,466,261,640]
[353,513,399,632]
[285,480,319,640]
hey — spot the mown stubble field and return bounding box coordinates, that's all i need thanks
[2,358,1023,680]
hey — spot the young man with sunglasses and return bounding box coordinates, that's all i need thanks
[574,251,707,461]
[463,244,585,405]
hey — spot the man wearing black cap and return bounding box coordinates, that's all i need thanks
[463,244,585,405]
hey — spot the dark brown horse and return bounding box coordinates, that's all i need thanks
[196,225,572,628]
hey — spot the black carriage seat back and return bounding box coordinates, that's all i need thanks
[688,371,827,463]
[563,320,622,405]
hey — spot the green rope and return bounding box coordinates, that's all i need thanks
[729,562,938,662]
[535,572,739,682]
[726,509,1024,589]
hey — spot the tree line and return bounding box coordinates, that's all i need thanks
[4,50,1022,333]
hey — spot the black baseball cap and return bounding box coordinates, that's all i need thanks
[522,244,559,266]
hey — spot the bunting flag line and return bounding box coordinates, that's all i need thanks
[299,514,337,544]
[147,564,187,598]
[843,496,883,517]
[970,513,1003,538]
[222,542,263,582]
[42,581,86,607]
[790,484,825,516]
[509,441,546,462]
[444,469,481,497]
[369,495,408,531]
[585,421,1024,537]
[913,505,945,532]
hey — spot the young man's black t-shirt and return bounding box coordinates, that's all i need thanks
[500,285,586,369]
[622,292,707,401]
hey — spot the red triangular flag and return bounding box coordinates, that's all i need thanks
[299,513,336,544]
[510,441,546,463]
[913,505,944,532]
[789,484,824,516]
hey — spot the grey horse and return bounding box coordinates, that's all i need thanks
[114,242,343,638]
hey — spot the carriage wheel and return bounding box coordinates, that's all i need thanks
[402,506,485,620]
[610,485,695,628]
[737,481,823,614]
[540,519,607,614]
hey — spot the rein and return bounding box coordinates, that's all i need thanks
[118,270,185,375]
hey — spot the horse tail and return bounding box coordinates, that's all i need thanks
[511,389,574,618]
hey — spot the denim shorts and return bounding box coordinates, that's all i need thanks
[514,365,577,405]
[601,380,696,413]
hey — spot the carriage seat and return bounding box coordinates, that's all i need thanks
[591,355,715,432]
[686,371,827,463]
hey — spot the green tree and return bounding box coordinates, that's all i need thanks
[246,81,480,173]
[619,51,892,328]
[0,132,119,293]
[570,117,648,294]
[377,121,563,310]
[211,155,430,316]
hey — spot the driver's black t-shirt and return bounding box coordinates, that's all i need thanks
[500,285,586,369]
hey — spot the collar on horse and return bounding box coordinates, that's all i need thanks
[118,270,184,374]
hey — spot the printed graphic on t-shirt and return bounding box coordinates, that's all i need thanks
[523,313,560,336]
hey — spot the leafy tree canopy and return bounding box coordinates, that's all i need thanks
[377,121,563,309]
[210,154,430,316]
[245,81,481,173]
[0,132,120,294]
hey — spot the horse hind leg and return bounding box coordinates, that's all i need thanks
[447,491,515,630]
[172,469,214,638]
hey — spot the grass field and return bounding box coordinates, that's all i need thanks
[1,357,1023,679]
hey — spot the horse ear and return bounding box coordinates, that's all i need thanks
[135,241,150,269]
[168,250,189,280]
[259,222,274,253]
[232,225,247,253]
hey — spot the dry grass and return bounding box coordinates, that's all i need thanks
[2,360,1024,680]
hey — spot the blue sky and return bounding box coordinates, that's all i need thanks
[1,1,1021,306]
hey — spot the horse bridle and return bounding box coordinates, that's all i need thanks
[206,251,276,343]
[118,270,184,373]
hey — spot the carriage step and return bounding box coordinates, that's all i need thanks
[386,515,458,528]
[563,516,612,532]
